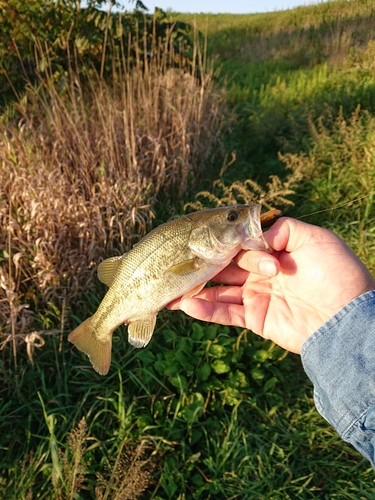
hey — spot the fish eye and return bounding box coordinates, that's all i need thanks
[227,210,239,222]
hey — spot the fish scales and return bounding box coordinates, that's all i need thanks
[68,204,278,375]
[94,219,201,335]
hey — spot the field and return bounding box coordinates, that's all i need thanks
[1,0,375,498]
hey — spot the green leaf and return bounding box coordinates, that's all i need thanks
[264,377,278,392]
[203,376,222,391]
[209,344,226,358]
[136,350,156,363]
[191,473,204,486]
[254,349,272,362]
[175,351,194,375]
[191,429,203,446]
[163,329,178,343]
[221,386,241,406]
[180,392,204,423]
[137,414,152,429]
[197,362,211,381]
[170,375,188,390]
[205,324,218,340]
[154,360,165,376]
[211,359,230,374]
[179,337,193,354]
[229,370,247,388]
[192,322,205,340]
[251,367,265,380]
[164,362,179,378]
[161,475,178,498]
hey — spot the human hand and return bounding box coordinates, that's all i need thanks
[168,217,375,353]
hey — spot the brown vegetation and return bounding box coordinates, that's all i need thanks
[0,34,225,354]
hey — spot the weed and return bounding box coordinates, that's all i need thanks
[0,18,225,361]
[281,105,375,272]
[185,168,302,213]
[96,441,156,500]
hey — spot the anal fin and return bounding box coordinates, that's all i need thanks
[128,315,157,348]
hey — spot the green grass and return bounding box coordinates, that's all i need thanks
[172,0,375,185]
[2,319,374,499]
[2,0,375,498]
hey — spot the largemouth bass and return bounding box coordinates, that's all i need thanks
[68,204,276,375]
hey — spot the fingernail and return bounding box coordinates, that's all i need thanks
[259,259,276,276]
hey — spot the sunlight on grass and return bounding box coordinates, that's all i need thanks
[1,0,375,498]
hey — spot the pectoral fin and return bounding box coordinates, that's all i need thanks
[128,315,157,348]
[168,257,205,275]
[97,256,124,286]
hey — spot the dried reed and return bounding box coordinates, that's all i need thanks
[0,24,225,359]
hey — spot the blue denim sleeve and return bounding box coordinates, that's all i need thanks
[301,290,375,468]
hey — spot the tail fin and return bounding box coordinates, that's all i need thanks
[68,317,112,376]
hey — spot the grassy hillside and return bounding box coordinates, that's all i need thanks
[173,0,375,180]
[174,0,375,270]
[1,1,375,498]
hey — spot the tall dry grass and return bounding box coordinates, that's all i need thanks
[0,26,225,359]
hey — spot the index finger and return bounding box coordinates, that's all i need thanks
[210,262,249,285]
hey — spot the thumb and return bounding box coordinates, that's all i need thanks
[263,217,324,253]
[235,217,326,276]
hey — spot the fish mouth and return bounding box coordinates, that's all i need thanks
[240,204,270,251]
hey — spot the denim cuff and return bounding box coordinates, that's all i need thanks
[301,290,375,442]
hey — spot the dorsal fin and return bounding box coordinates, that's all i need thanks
[97,256,123,286]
